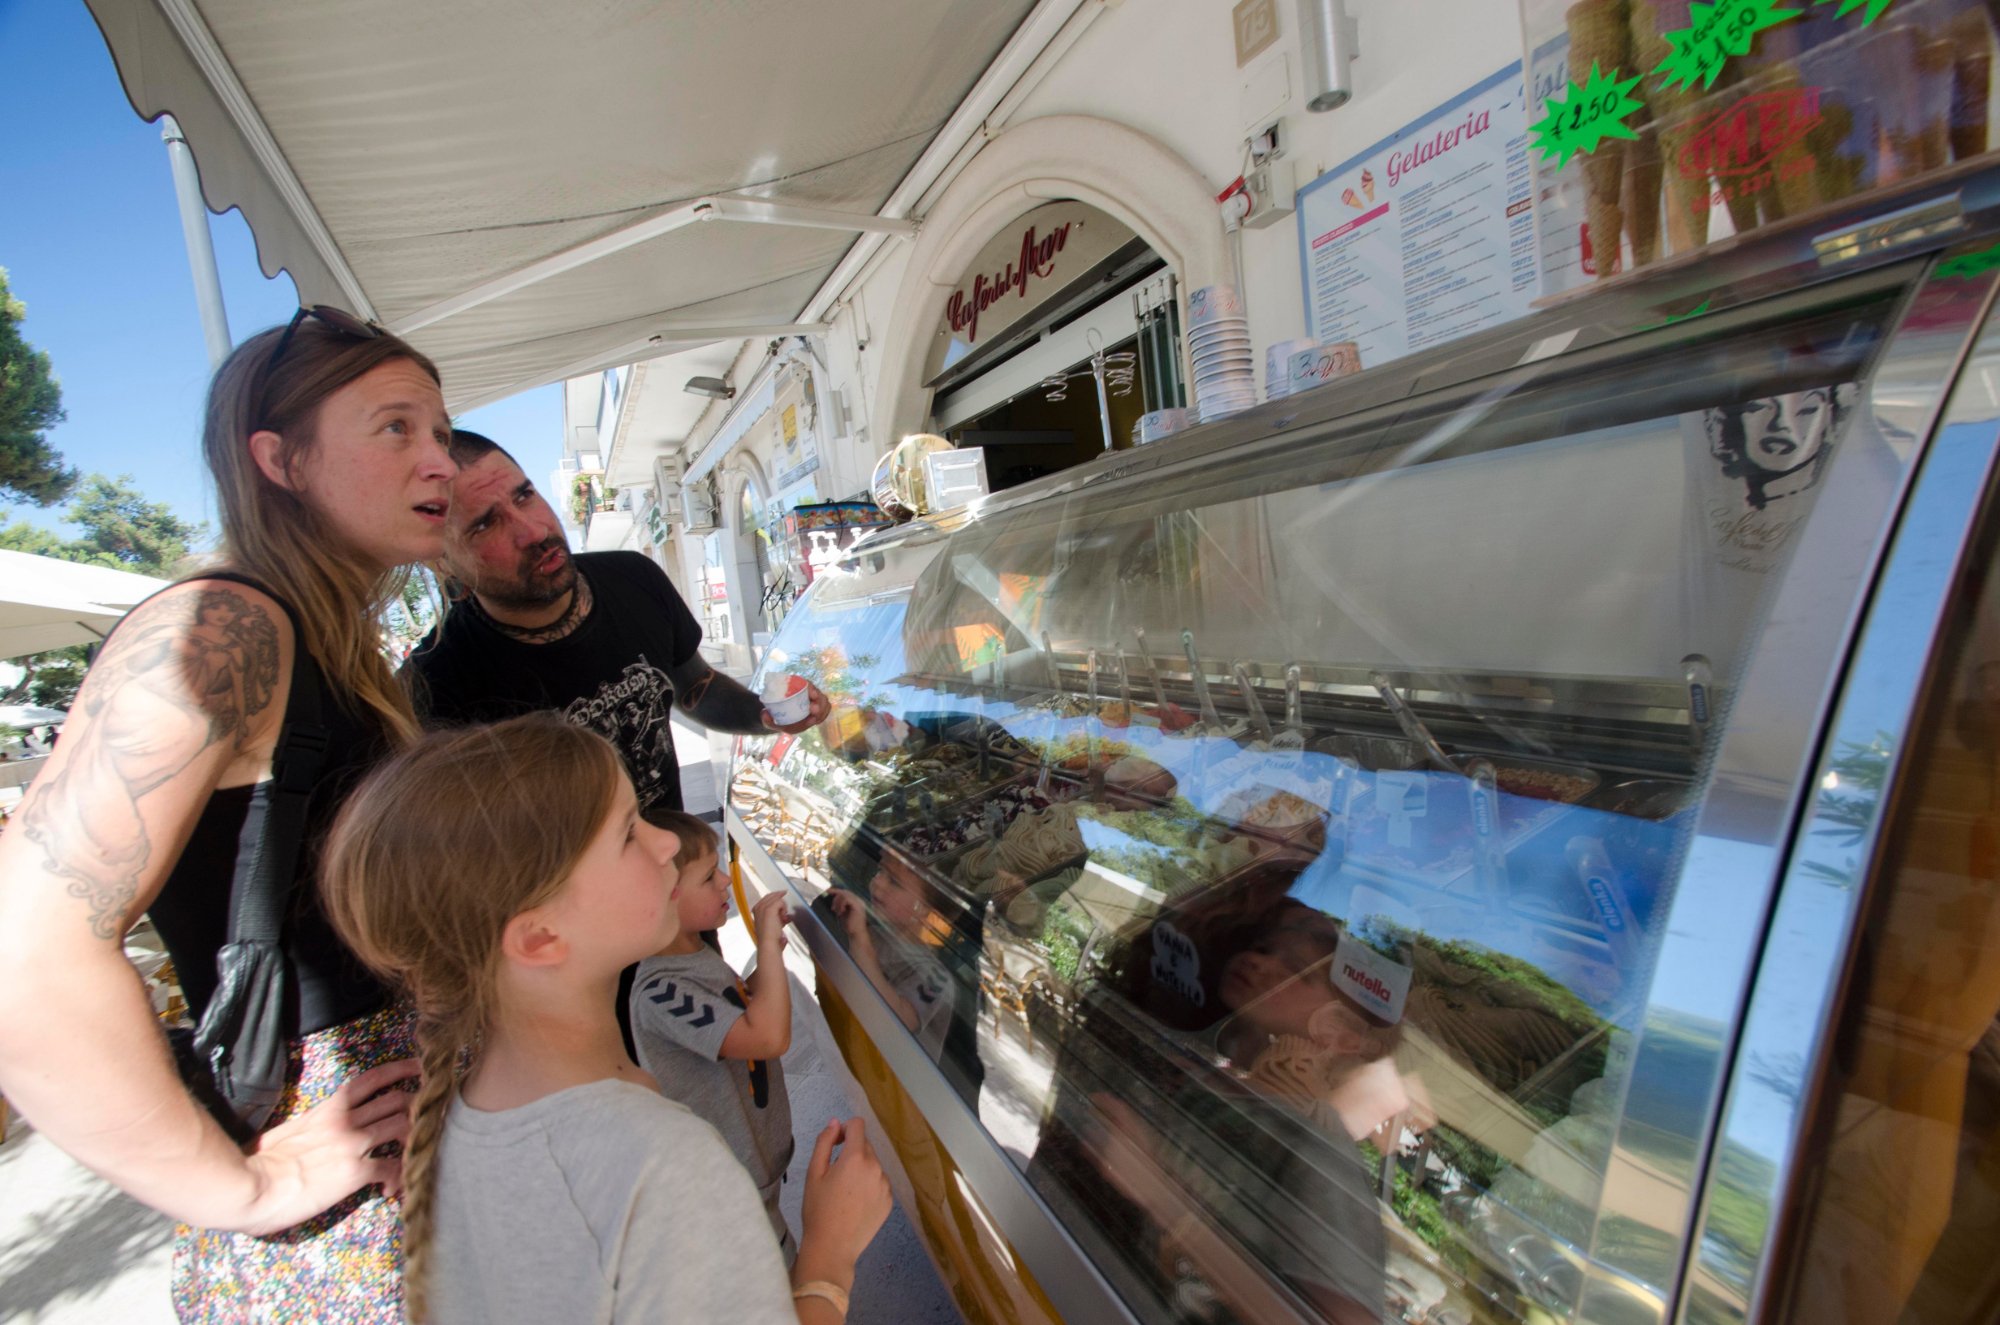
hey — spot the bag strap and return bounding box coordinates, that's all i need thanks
[199,573,331,947]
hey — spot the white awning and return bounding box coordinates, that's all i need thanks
[0,550,169,659]
[83,0,1054,411]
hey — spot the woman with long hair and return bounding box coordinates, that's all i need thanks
[0,309,455,1320]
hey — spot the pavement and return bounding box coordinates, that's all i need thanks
[0,710,962,1324]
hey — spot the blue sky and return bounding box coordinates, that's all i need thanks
[0,1,561,546]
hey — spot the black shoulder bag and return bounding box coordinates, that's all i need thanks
[180,608,332,1143]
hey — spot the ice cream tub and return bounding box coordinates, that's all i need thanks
[762,673,814,726]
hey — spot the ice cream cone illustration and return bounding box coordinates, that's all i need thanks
[1362,168,1377,201]
[1342,187,1364,210]
[1567,0,1633,278]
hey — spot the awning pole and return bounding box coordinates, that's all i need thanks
[161,114,232,370]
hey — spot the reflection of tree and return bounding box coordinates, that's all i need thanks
[1801,732,1892,890]
[1744,1050,1807,1106]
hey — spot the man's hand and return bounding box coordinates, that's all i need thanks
[763,680,832,734]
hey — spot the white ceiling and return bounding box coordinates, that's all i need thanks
[85,0,1042,408]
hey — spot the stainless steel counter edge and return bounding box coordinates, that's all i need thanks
[1584,252,2000,1325]
[726,803,1141,1325]
[1679,261,2000,1324]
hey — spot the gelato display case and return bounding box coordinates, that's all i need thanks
[724,168,2000,1325]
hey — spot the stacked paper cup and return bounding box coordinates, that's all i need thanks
[1264,339,1316,401]
[1187,285,1256,423]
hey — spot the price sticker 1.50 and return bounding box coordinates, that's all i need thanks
[1655,0,1803,92]
[1529,63,1647,166]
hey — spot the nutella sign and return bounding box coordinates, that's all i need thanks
[926,201,1138,382]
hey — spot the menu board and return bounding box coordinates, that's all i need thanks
[1296,64,1539,365]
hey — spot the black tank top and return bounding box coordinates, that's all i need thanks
[141,575,394,1036]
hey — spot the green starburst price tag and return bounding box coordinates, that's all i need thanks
[1815,0,1895,22]
[1655,0,1802,93]
[1529,63,1647,167]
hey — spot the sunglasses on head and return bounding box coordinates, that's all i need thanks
[265,305,382,375]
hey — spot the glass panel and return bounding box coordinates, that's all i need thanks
[735,280,1908,1324]
[1774,502,2000,1323]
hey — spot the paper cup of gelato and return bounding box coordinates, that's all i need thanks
[762,673,813,727]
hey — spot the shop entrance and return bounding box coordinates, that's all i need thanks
[949,333,1148,492]
[921,200,1182,498]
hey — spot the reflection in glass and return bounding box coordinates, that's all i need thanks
[725,290,1901,1323]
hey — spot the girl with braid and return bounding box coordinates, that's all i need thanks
[321,715,891,1323]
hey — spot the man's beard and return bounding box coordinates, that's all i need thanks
[477,538,578,612]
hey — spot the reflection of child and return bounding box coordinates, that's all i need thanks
[828,852,954,1062]
[630,811,798,1259]
[1213,904,1411,1145]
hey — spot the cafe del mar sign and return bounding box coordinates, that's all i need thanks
[926,200,1137,381]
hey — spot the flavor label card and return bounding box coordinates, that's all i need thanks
[1333,929,1413,1023]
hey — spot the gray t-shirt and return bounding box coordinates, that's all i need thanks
[874,928,954,1063]
[630,949,795,1248]
[428,1080,795,1325]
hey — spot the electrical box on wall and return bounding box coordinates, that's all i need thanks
[1241,157,1295,228]
[681,478,718,534]
[653,456,684,523]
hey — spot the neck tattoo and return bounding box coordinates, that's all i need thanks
[478,569,593,644]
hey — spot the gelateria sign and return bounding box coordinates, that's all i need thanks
[927,200,1138,379]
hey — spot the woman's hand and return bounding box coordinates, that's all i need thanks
[795,1117,892,1280]
[235,1058,419,1234]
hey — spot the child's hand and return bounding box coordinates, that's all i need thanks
[798,1117,892,1270]
[751,891,792,949]
[825,889,873,952]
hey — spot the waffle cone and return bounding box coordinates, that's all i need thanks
[1566,0,1632,80]
[1620,0,1668,264]
[1953,43,1992,161]
[1659,120,1711,252]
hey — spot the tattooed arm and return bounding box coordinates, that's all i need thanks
[0,581,414,1233]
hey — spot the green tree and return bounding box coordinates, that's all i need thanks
[0,268,74,506]
[0,474,205,707]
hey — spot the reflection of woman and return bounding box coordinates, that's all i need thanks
[0,312,451,1319]
[1212,903,1413,1146]
[1029,874,1387,1324]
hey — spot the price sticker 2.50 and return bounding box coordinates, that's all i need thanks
[1529,62,1647,166]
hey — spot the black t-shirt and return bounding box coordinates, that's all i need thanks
[409,551,704,811]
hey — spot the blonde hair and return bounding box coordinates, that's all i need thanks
[200,319,443,745]
[320,715,626,1323]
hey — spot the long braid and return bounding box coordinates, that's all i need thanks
[318,717,627,1319]
[400,1010,472,1325]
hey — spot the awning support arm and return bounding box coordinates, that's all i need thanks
[389,200,914,337]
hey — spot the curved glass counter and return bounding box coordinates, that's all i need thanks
[724,252,1990,1325]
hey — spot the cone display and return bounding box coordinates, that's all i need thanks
[1567,0,1633,277]
[1624,0,1667,264]
[1642,0,1708,254]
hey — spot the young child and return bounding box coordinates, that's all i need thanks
[629,810,798,1257]
[320,716,889,1324]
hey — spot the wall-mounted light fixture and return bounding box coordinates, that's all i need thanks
[684,376,735,400]
[1298,0,1360,112]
